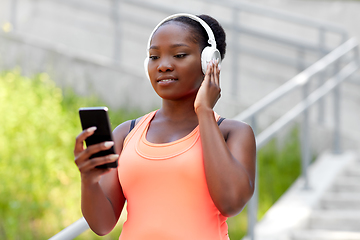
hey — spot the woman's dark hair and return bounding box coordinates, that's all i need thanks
[162,14,227,60]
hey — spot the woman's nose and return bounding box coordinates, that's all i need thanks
[157,57,174,72]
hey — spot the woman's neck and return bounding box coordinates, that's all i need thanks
[159,97,198,123]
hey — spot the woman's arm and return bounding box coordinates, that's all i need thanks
[197,110,256,217]
[74,120,132,235]
[195,60,256,217]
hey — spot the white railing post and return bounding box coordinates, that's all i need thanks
[317,27,326,124]
[247,115,258,240]
[332,59,341,154]
[301,79,311,189]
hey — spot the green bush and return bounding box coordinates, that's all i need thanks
[0,70,139,239]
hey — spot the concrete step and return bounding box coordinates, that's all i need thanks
[291,229,360,240]
[320,193,360,210]
[308,210,360,232]
[331,177,360,192]
[342,164,360,177]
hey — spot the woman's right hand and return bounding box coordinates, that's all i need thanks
[74,126,119,185]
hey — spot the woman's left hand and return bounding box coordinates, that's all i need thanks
[194,59,221,114]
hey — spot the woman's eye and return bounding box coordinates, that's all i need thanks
[149,56,159,60]
[175,54,187,58]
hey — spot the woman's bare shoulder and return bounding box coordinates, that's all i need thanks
[112,116,143,151]
[219,118,255,142]
[113,116,143,136]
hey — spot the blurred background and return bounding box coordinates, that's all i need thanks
[0,0,359,239]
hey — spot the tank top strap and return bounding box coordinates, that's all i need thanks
[123,110,157,148]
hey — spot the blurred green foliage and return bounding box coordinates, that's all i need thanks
[0,69,302,239]
[0,70,139,239]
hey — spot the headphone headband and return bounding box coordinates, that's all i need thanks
[144,13,221,77]
[146,13,217,51]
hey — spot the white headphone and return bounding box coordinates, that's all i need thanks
[144,13,221,79]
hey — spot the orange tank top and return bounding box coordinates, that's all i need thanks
[118,110,229,240]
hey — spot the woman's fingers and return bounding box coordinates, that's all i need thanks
[214,59,220,86]
[206,59,220,86]
[195,59,222,112]
[75,141,115,166]
[74,127,97,156]
[77,154,119,172]
[73,127,120,184]
[209,61,215,84]
[204,60,212,83]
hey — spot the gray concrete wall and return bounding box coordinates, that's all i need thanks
[0,0,338,112]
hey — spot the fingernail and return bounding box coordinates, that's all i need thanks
[218,64,221,71]
[110,154,119,160]
[87,126,97,132]
[104,141,114,148]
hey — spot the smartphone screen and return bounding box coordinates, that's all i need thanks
[79,107,118,168]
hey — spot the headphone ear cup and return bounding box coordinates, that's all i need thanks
[201,47,221,74]
[144,57,150,80]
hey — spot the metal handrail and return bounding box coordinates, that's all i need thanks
[234,38,358,122]
[255,60,358,149]
[238,38,359,240]
[48,217,89,240]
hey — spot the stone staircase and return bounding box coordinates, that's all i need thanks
[291,155,360,240]
[246,151,360,240]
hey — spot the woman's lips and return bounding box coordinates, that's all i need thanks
[157,79,178,85]
[157,79,176,82]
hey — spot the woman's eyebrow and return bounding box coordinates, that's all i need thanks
[170,43,190,48]
[149,43,190,50]
[149,46,159,50]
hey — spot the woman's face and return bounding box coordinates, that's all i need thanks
[147,22,204,101]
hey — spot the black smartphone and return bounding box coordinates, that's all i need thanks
[79,107,118,169]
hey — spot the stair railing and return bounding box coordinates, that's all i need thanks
[48,217,89,240]
[234,37,359,240]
